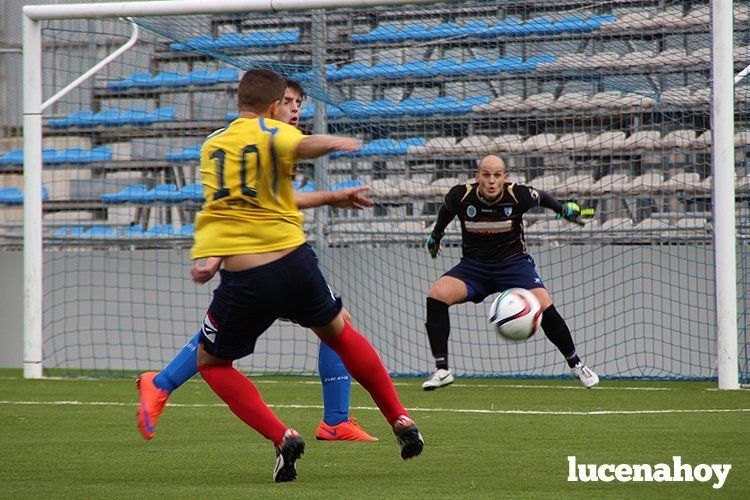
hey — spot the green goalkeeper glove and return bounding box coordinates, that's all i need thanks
[557,202,595,226]
[426,230,444,259]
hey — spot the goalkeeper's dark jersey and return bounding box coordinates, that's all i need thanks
[443,182,540,262]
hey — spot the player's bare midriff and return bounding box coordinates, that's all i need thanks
[223,245,299,271]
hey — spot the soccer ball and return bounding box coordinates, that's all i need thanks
[488,288,542,341]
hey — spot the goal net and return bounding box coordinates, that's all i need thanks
[14,0,749,380]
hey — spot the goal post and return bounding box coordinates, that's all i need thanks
[21,0,744,387]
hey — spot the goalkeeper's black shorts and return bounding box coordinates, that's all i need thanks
[442,252,545,304]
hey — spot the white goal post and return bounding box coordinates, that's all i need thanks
[21,0,740,388]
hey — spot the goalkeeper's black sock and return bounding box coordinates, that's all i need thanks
[541,305,579,368]
[426,297,450,370]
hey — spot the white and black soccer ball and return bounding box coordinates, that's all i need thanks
[488,288,542,341]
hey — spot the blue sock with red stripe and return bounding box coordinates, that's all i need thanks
[318,341,351,426]
[153,330,201,394]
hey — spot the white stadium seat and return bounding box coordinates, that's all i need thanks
[474,94,524,114]
[491,134,525,153]
[587,131,626,151]
[662,172,703,192]
[521,133,557,153]
[457,135,494,154]
[630,173,665,194]
[557,174,594,194]
[623,130,662,150]
[591,174,632,194]
[528,174,560,192]
[600,217,635,231]
[662,129,697,149]
[549,92,592,111]
[590,91,624,110]
[549,132,590,152]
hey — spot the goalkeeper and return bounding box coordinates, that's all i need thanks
[421,155,599,390]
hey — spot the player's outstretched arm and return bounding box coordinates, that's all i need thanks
[426,204,455,258]
[296,135,360,159]
[536,190,595,226]
[294,186,373,210]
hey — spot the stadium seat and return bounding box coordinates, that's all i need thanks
[363,99,397,117]
[180,183,205,202]
[521,93,555,111]
[143,184,183,203]
[211,68,239,83]
[487,18,523,36]
[271,30,299,45]
[662,129,697,149]
[491,134,525,153]
[212,33,247,49]
[428,58,462,76]
[623,130,662,150]
[54,226,86,237]
[620,50,655,68]
[474,94,524,114]
[659,87,694,106]
[369,178,400,198]
[397,177,433,197]
[490,56,526,72]
[91,109,120,127]
[591,174,633,195]
[461,57,493,74]
[522,133,557,153]
[81,226,119,238]
[42,149,65,165]
[330,62,368,81]
[527,174,559,192]
[557,174,594,194]
[178,224,195,237]
[148,107,176,122]
[117,109,150,126]
[675,217,709,231]
[630,173,665,194]
[590,91,624,110]
[600,217,635,231]
[457,135,493,154]
[409,137,458,156]
[662,172,703,193]
[148,72,181,88]
[170,36,213,52]
[421,96,459,115]
[0,186,48,205]
[243,31,275,47]
[396,98,426,116]
[457,96,490,113]
[587,131,626,152]
[460,20,490,37]
[549,92,592,111]
[102,184,149,204]
[106,72,151,90]
[653,49,689,68]
[694,131,712,148]
[400,24,432,41]
[0,150,23,165]
[395,61,431,78]
[122,225,145,238]
[178,69,216,86]
[427,22,461,38]
[166,145,201,162]
[550,132,590,152]
[618,92,657,109]
[144,224,175,237]
[430,177,464,196]
[352,24,400,44]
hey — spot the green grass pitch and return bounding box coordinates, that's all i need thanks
[1,369,748,498]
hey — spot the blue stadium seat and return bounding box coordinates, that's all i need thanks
[585,14,617,29]
[178,69,216,86]
[102,184,149,204]
[395,61,431,78]
[428,58,462,76]
[337,100,366,118]
[331,179,364,190]
[553,16,589,33]
[352,24,401,44]
[458,95,490,112]
[82,226,118,238]
[367,62,395,78]
[425,96,460,115]
[170,36,213,52]
[55,226,86,237]
[397,98,426,116]
[0,150,23,165]
[487,18,523,36]
[148,107,176,122]
[89,146,112,162]
[50,110,94,128]
[362,139,401,156]
[330,62,368,81]
[398,137,426,153]
[166,145,201,162]
[462,57,493,73]
[427,22,461,38]
[143,184,182,203]
[106,72,150,90]
[92,109,120,127]
[519,17,562,35]
[48,115,71,128]
[0,186,47,205]
[122,225,145,237]
[212,33,247,48]
[401,24,432,41]
[226,112,239,121]
[212,68,239,83]
[460,20,490,37]
[43,148,65,165]
[178,224,195,237]
[363,100,395,117]
[490,56,525,72]
[59,148,91,164]
[293,180,316,192]
[244,31,275,47]
[144,224,175,237]
[525,55,555,69]
[118,109,150,126]
[180,183,205,202]
[271,30,299,45]
[148,72,181,88]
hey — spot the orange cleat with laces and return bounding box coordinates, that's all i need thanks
[315,417,379,442]
[136,371,169,440]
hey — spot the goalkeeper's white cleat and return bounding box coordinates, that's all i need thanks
[421,368,454,391]
[571,362,599,388]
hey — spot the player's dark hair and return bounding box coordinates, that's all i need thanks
[284,78,307,101]
[238,69,286,112]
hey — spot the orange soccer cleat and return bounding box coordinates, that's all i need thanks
[136,371,169,440]
[315,417,379,442]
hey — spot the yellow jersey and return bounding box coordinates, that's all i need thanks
[191,117,306,259]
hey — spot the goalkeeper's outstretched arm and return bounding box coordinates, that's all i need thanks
[537,190,595,226]
[427,204,456,258]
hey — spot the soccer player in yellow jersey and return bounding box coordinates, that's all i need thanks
[191,69,423,482]
[136,80,378,443]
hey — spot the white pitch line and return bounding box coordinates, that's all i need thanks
[0,376,674,391]
[0,400,747,416]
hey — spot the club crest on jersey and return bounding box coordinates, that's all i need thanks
[466,205,477,217]
[504,206,513,216]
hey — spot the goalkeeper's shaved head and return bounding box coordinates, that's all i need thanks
[478,155,506,173]
[238,68,286,113]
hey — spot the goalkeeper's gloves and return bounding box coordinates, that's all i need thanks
[426,230,444,259]
[557,201,595,226]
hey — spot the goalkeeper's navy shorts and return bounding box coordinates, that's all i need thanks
[443,252,545,304]
[199,243,343,360]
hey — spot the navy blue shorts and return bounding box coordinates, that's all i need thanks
[443,252,545,304]
[199,243,343,360]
